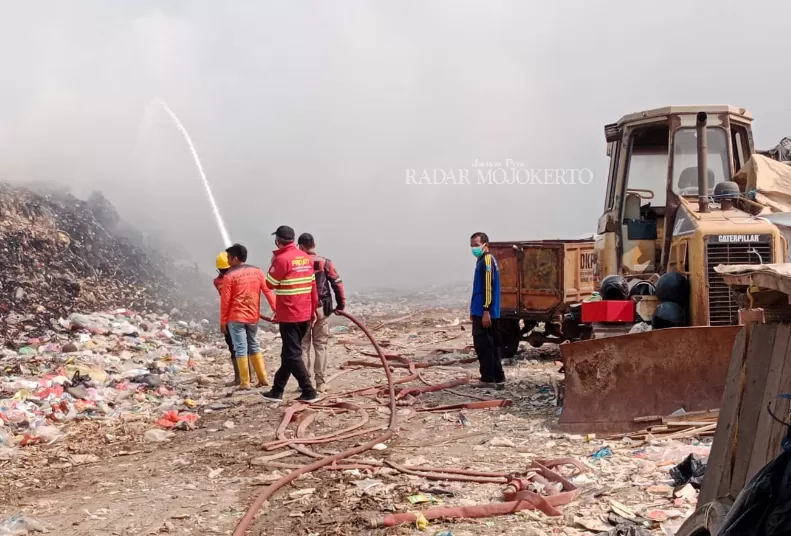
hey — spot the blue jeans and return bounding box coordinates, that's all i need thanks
[227,322,260,358]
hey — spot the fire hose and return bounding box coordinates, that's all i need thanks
[236,311,538,532]
[368,459,585,528]
[232,310,398,535]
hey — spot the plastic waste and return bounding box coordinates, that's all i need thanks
[144,429,175,443]
[591,447,612,460]
[629,322,652,334]
[0,515,46,535]
[670,454,708,488]
[155,410,199,429]
[0,428,16,447]
[634,442,711,463]
[595,523,651,536]
[64,364,107,386]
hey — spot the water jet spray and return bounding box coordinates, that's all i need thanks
[151,98,232,248]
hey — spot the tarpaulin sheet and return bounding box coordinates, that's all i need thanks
[734,155,791,213]
[714,263,791,277]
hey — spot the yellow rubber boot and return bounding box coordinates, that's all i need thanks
[236,356,251,389]
[250,353,270,386]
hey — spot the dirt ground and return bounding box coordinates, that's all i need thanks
[0,310,702,535]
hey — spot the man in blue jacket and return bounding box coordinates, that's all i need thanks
[469,232,505,389]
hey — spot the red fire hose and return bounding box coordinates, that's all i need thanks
[232,310,397,535]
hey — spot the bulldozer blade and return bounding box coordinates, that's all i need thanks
[558,325,741,434]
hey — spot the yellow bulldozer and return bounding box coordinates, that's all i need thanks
[490,105,791,433]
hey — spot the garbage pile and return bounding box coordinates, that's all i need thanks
[758,136,791,162]
[0,183,215,338]
[0,308,216,458]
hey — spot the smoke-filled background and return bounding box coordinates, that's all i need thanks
[1,0,790,291]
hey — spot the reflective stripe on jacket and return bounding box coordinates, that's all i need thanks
[266,243,318,323]
[220,265,277,325]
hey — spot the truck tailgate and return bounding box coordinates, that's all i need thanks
[489,240,597,317]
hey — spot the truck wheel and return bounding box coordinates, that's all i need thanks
[498,319,521,358]
[675,499,731,536]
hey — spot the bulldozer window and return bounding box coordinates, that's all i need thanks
[672,127,732,196]
[624,124,669,207]
[604,140,621,209]
[732,125,751,173]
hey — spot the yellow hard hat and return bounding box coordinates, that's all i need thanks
[216,251,230,270]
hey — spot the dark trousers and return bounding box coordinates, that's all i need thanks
[472,315,505,383]
[224,331,236,359]
[272,321,315,394]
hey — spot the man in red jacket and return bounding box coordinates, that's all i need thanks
[261,225,320,402]
[220,243,277,390]
[297,232,346,393]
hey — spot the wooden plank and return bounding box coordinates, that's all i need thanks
[763,328,791,478]
[746,324,791,481]
[699,325,750,504]
[728,323,780,498]
[665,420,718,427]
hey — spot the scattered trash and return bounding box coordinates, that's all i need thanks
[489,437,515,448]
[646,484,674,496]
[353,479,384,495]
[0,515,46,535]
[289,488,315,500]
[597,523,652,536]
[144,429,175,443]
[629,322,652,334]
[591,446,612,459]
[155,411,199,430]
[609,500,638,522]
[647,509,669,522]
[575,516,610,532]
[670,454,708,488]
[674,483,698,501]
[415,512,429,531]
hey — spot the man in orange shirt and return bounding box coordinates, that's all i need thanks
[220,243,277,389]
[214,251,249,387]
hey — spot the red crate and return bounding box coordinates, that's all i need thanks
[581,300,634,323]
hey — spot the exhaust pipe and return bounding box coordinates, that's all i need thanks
[696,112,709,213]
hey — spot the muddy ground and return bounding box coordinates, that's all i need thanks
[0,310,701,535]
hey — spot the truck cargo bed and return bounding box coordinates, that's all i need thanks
[489,239,597,319]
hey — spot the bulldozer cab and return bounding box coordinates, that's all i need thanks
[596,105,755,278]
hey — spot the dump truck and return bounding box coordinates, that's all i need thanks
[488,239,597,357]
[490,105,791,433]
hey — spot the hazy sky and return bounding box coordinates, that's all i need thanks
[1,1,790,290]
